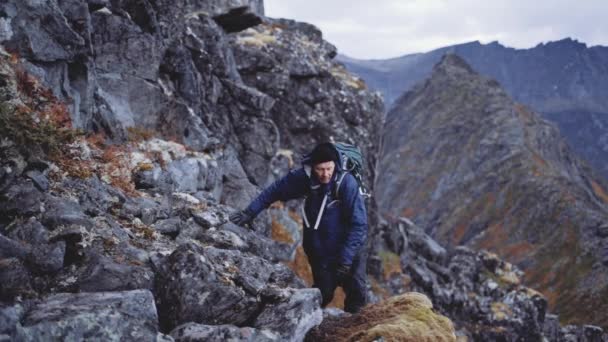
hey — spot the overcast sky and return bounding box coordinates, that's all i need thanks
[264,0,608,59]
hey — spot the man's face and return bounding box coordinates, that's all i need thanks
[313,161,335,184]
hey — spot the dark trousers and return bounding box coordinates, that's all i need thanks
[310,251,368,313]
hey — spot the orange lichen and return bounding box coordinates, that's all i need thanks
[501,241,535,264]
[476,222,506,250]
[452,223,468,245]
[327,288,346,310]
[271,217,294,244]
[284,246,313,286]
[401,207,416,218]
[86,132,107,148]
[43,103,72,128]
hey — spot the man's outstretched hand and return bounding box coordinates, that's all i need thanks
[229,209,254,227]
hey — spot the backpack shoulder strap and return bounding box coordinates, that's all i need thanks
[334,171,348,199]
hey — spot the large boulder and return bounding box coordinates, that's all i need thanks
[154,242,310,333]
[253,288,322,342]
[13,290,165,341]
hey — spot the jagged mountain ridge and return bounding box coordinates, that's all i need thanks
[377,53,608,328]
[339,39,608,181]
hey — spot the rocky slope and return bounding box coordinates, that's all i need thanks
[0,0,386,340]
[368,216,607,341]
[340,39,608,181]
[376,53,608,329]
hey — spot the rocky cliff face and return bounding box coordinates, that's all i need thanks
[376,54,608,329]
[0,0,382,189]
[0,0,385,340]
[339,39,608,181]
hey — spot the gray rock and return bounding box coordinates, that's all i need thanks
[401,220,446,263]
[153,217,183,236]
[62,176,126,217]
[198,227,248,250]
[5,218,49,245]
[24,170,48,192]
[253,288,323,342]
[322,307,349,320]
[0,304,25,339]
[14,290,161,341]
[41,196,93,230]
[0,180,44,219]
[175,219,204,243]
[27,241,66,274]
[216,222,295,262]
[170,323,277,342]
[1,0,85,62]
[213,6,262,33]
[134,165,169,191]
[120,196,170,224]
[219,148,260,210]
[166,158,207,194]
[71,254,154,292]
[597,223,608,238]
[582,325,605,342]
[543,314,561,341]
[0,258,34,301]
[154,243,261,331]
[0,234,29,259]
[192,207,228,229]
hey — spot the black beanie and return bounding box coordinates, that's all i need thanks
[310,143,338,165]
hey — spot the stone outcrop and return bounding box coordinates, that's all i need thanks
[13,290,168,341]
[368,217,608,341]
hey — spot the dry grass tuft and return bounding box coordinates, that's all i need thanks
[127,126,155,142]
[310,292,456,342]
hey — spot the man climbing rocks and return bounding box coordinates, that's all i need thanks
[230,142,369,313]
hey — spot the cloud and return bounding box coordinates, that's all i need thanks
[264,0,608,59]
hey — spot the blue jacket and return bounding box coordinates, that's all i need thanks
[246,167,368,266]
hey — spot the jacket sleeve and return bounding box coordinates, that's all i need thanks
[339,173,368,265]
[246,168,309,217]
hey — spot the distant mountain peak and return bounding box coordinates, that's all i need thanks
[536,37,587,49]
[435,53,477,76]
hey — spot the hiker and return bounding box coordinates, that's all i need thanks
[229,142,368,313]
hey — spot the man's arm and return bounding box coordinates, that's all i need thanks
[339,174,368,266]
[245,168,309,217]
